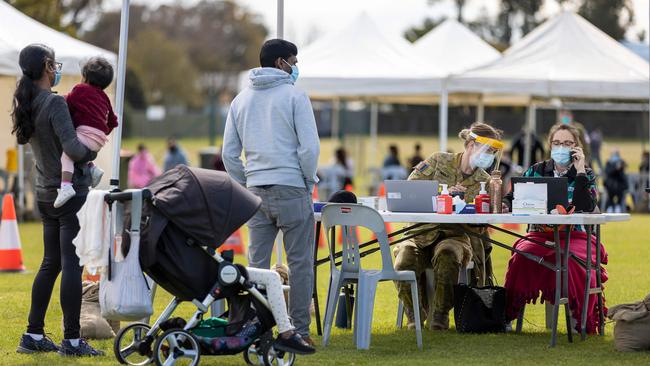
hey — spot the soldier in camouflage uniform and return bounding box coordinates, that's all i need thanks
[393,122,504,330]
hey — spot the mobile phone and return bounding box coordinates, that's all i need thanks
[570,150,576,161]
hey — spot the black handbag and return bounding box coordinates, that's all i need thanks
[453,284,507,333]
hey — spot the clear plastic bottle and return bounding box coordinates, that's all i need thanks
[489,171,503,213]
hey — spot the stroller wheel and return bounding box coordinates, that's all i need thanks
[153,329,201,366]
[261,346,296,366]
[243,341,264,366]
[114,322,154,365]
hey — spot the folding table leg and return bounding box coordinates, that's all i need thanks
[581,225,593,341]
[313,222,322,336]
[550,227,561,347]
[596,225,605,335]
[563,229,573,343]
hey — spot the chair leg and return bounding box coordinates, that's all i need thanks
[354,274,380,350]
[409,279,423,349]
[322,272,343,347]
[516,306,525,333]
[396,300,404,328]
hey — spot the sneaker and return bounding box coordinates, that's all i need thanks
[16,334,59,354]
[274,333,315,355]
[58,339,104,357]
[90,165,104,188]
[53,185,76,208]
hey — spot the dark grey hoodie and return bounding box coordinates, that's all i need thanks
[28,90,95,202]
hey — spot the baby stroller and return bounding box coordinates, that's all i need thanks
[109,165,297,366]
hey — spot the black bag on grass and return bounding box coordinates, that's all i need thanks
[453,284,506,333]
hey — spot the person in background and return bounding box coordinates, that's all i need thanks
[12,44,103,356]
[604,149,628,213]
[382,144,408,180]
[503,123,605,334]
[223,38,319,350]
[333,147,354,189]
[163,137,188,172]
[393,122,503,330]
[408,143,424,169]
[589,128,603,174]
[128,144,160,189]
[509,129,545,167]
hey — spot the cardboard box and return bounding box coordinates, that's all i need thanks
[512,199,547,215]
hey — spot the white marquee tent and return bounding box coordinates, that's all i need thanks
[0,1,117,210]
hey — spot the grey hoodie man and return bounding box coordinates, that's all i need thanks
[223,64,320,338]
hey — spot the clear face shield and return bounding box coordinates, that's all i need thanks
[468,132,505,171]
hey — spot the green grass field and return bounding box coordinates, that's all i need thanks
[2,214,650,365]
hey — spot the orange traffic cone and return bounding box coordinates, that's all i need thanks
[219,229,245,255]
[312,184,319,201]
[336,184,360,246]
[0,194,25,272]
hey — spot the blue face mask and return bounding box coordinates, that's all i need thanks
[470,152,495,170]
[561,115,571,125]
[551,146,571,166]
[283,59,299,82]
[52,69,61,87]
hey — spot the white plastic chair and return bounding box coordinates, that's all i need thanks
[321,203,422,350]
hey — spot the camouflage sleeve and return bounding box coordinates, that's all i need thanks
[408,153,438,181]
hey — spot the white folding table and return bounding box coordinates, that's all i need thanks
[311,210,629,347]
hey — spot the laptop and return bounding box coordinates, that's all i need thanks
[385,180,439,213]
[510,177,569,213]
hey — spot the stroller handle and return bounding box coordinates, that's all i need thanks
[105,189,152,204]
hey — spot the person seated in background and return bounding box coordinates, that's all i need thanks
[509,129,545,167]
[163,137,189,172]
[382,145,408,180]
[604,149,628,213]
[503,123,607,334]
[408,143,424,169]
[393,122,503,330]
[127,144,160,188]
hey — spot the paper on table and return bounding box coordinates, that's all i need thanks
[514,182,547,200]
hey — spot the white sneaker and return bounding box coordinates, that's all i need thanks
[54,185,76,208]
[90,165,104,188]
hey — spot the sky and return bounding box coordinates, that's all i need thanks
[104,0,650,47]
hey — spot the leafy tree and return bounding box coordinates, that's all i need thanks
[4,0,105,35]
[404,17,444,43]
[127,29,201,107]
[428,0,469,23]
[577,0,635,40]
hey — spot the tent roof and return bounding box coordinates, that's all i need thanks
[414,18,500,75]
[449,11,650,100]
[0,1,116,76]
[295,12,442,99]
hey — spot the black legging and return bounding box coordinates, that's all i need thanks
[605,189,625,210]
[27,196,85,339]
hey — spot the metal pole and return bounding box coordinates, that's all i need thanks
[332,98,341,140]
[477,95,485,122]
[110,0,131,189]
[439,83,448,152]
[370,101,379,168]
[277,0,284,39]
[523,102,536,169]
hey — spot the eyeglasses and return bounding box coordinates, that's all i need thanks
[551,140,576,148]
[49,61,63,72]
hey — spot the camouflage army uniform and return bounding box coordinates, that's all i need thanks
[393,152,494,325]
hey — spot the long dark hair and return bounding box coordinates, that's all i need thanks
[11,44,54,144]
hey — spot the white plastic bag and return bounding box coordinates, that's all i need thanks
[100,190,153,321]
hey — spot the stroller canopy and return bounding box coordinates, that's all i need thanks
[147,165,261,248]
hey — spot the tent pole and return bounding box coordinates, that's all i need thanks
[439,83,448,152]
[370,101,379,168]
[523,102,536,169]
[332,98,341,141]
[110,0,130,189]
[477,94,485,122]
[276,0,284,39]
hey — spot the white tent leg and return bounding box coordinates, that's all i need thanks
[477,95,485,122]
[332,99,341,140]
[370,101,379,169]
[439,86,448,152]
[17,144,24,214]
[523,103,536,169]
[110,0,130,189]
[276,0,284,38]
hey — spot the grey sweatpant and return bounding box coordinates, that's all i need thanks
[247,185,314,337]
